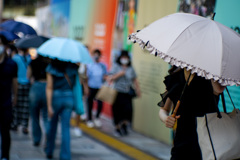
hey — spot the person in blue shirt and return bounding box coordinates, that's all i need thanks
[11,48,31,134]
[0,35,18,160]
[45,59,78,160]
[86,49,107,128]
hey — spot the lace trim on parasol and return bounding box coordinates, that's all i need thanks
[129,33,240,86]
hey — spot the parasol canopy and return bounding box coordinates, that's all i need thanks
[129,13,240,86]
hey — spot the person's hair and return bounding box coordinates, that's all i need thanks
[168,66,182,75]
[36,54,51,64]
[51,59,69,72]
[19,48,28,53]
[116,50,131,66]
[51,59,78,73]
[8,44,18,53]
[93,49,101,56]
[0,35,9,45]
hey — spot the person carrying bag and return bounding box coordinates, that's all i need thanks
[197,88,240,160]
[158,68,226,160]
[107,50,141,137]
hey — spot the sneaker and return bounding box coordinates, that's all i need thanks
[121,124,128,136]
[22,127,29,135]
[94,119,102,128]
[113,129,123,137]
[86,121,94,128]
[46,155,53,159]
[10,126,18,132]
[74,127,82,137]
[80,114,87,121]
[33,142,40,147]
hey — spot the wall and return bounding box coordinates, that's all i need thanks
[69,0,118,68]
[214,0,240,112]
[36,0,70,37]
[132,0,178,144]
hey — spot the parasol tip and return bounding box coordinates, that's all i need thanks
[211,12,216,20]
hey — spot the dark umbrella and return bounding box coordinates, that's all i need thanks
[0,20,37,36]
[15,35,49,49]
[0,30,20,41]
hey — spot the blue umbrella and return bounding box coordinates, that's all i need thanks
[37,37,93,64]
[0,20,37,36]
[15,35,49,49]
[0,30,20,41]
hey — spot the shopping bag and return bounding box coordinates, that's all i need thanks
[197,109,240,160]
[197,89,240,160]
[95,84,117,105]
[73,75,85,115]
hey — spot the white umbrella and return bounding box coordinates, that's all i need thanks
[129,13,240,86]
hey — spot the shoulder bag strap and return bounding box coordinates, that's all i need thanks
[212,86,222,118]
[64,73,73,89]
[225,87,236,109]
[219,87,236,114]
[221,93,227,113]
[205,114,217,160]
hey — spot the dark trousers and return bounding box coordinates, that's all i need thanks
[170,142,202,160]
[87,88,103,121]
[12,83,30,128]
[0,107,12,159]
[112,92,133,126]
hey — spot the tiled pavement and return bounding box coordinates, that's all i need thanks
[8,116,171,160]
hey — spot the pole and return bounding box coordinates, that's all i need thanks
[0,0,3,23]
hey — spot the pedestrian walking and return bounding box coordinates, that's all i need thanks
[45,59,78,160]
[86,49,107,128]
[107,50,140,137]
[27,54,49,146]
[11,48,31,134]
[0,35,18,160]
[158,67,226,160]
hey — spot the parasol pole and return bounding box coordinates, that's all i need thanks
[171,72,192,118]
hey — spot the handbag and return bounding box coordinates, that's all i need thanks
[95,83,117,105]
[128,86,137,98]
[197,88,240,160]
[64,73,85,115]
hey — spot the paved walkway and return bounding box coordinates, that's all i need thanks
[10,127,128,160]
[8,116,171,160]
[88,116,171,160]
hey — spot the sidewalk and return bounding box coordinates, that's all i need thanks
[9,116,171,160]
[10,127,129,160]
[86,116,171,160]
